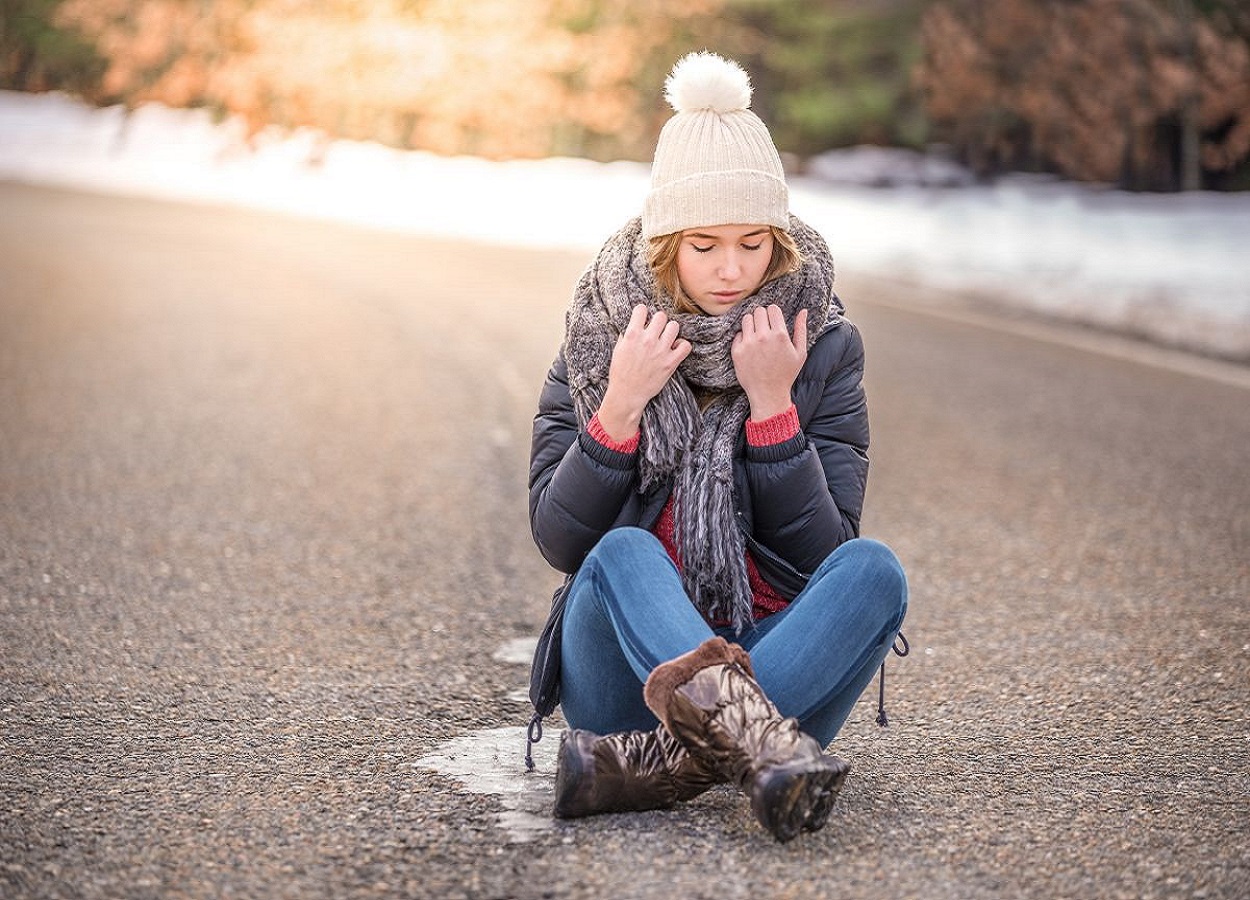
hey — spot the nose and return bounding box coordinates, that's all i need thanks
[718,249,742,281]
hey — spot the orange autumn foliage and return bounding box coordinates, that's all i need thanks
[54,0,723,159]
[917,0,1250,189]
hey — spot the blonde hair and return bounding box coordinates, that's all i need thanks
[648,226,801,314]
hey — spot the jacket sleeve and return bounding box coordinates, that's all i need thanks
[741,321,869,576]
[528,350,640,573]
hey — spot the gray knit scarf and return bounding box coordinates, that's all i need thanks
[564,215,841,632]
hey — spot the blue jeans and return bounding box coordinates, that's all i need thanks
[559,527,908,748]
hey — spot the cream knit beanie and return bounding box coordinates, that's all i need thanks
[642,52,789,239]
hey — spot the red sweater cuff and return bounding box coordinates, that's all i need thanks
[588,413,640,453]
[746,404,800,446]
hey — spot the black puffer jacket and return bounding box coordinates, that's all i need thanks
[528,317,870,600]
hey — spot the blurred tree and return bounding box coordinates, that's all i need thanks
[916,0,1250,190]
[1,0,102,92]
[541,0,726,160]
[1172,0,1201,190]
[715,0,930,157]
[4,1,936,164]
[49,0,724,159]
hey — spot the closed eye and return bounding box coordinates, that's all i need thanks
[742,242,763,251]
[692,244,714,253]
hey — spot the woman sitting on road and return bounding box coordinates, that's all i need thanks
[527,51,908,843]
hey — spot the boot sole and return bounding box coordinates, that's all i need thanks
[751,757,851,843]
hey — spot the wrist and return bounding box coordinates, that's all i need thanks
[747,390,793,422]
[595,393,643,444]
[588,413,640,453]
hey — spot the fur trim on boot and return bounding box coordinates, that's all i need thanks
[642,636,754,731]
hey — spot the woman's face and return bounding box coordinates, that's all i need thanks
[675,224,774,316]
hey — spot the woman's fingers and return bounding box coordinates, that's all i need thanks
[671,337,693,364]
[766,304,786,332]
[614,305,689,384]
[623,304,653,343]
[793,308,809,357]
[740,304,804,347]
[631,307,688,360]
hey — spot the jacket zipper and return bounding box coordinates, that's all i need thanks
[735,511,811,587]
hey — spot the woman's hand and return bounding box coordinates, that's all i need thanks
[597,305,692,441]
[732,306,808,421]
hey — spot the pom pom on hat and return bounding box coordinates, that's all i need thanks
[643,52,789,239]
[664,51,752,115]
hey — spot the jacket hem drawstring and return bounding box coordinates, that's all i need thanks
[876,631,911,727]
[524,712,544,772]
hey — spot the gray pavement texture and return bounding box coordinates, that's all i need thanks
[1,181,1247,900]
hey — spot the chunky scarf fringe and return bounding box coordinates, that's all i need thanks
[564,215,841,631]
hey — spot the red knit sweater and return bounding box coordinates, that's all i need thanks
[587,405,800,623]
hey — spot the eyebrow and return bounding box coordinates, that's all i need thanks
[686,228,770,240]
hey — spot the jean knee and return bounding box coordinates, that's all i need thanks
[577,527,673,618]
[839,538,908,626]
[587,526,662,562]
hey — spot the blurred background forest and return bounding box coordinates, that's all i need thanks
[3,0,1249,191]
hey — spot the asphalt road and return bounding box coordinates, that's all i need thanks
[2,181,1247,899]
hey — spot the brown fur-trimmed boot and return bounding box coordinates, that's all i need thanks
[642,636,850,843]
[552,725,725,818]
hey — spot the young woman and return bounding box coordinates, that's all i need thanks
[527,52,908,843]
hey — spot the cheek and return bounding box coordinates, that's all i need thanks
[675,252,702,292]
[747,253,771,288]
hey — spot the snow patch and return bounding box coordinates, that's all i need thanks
[493,637,539,666]
[414,726,558,843]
